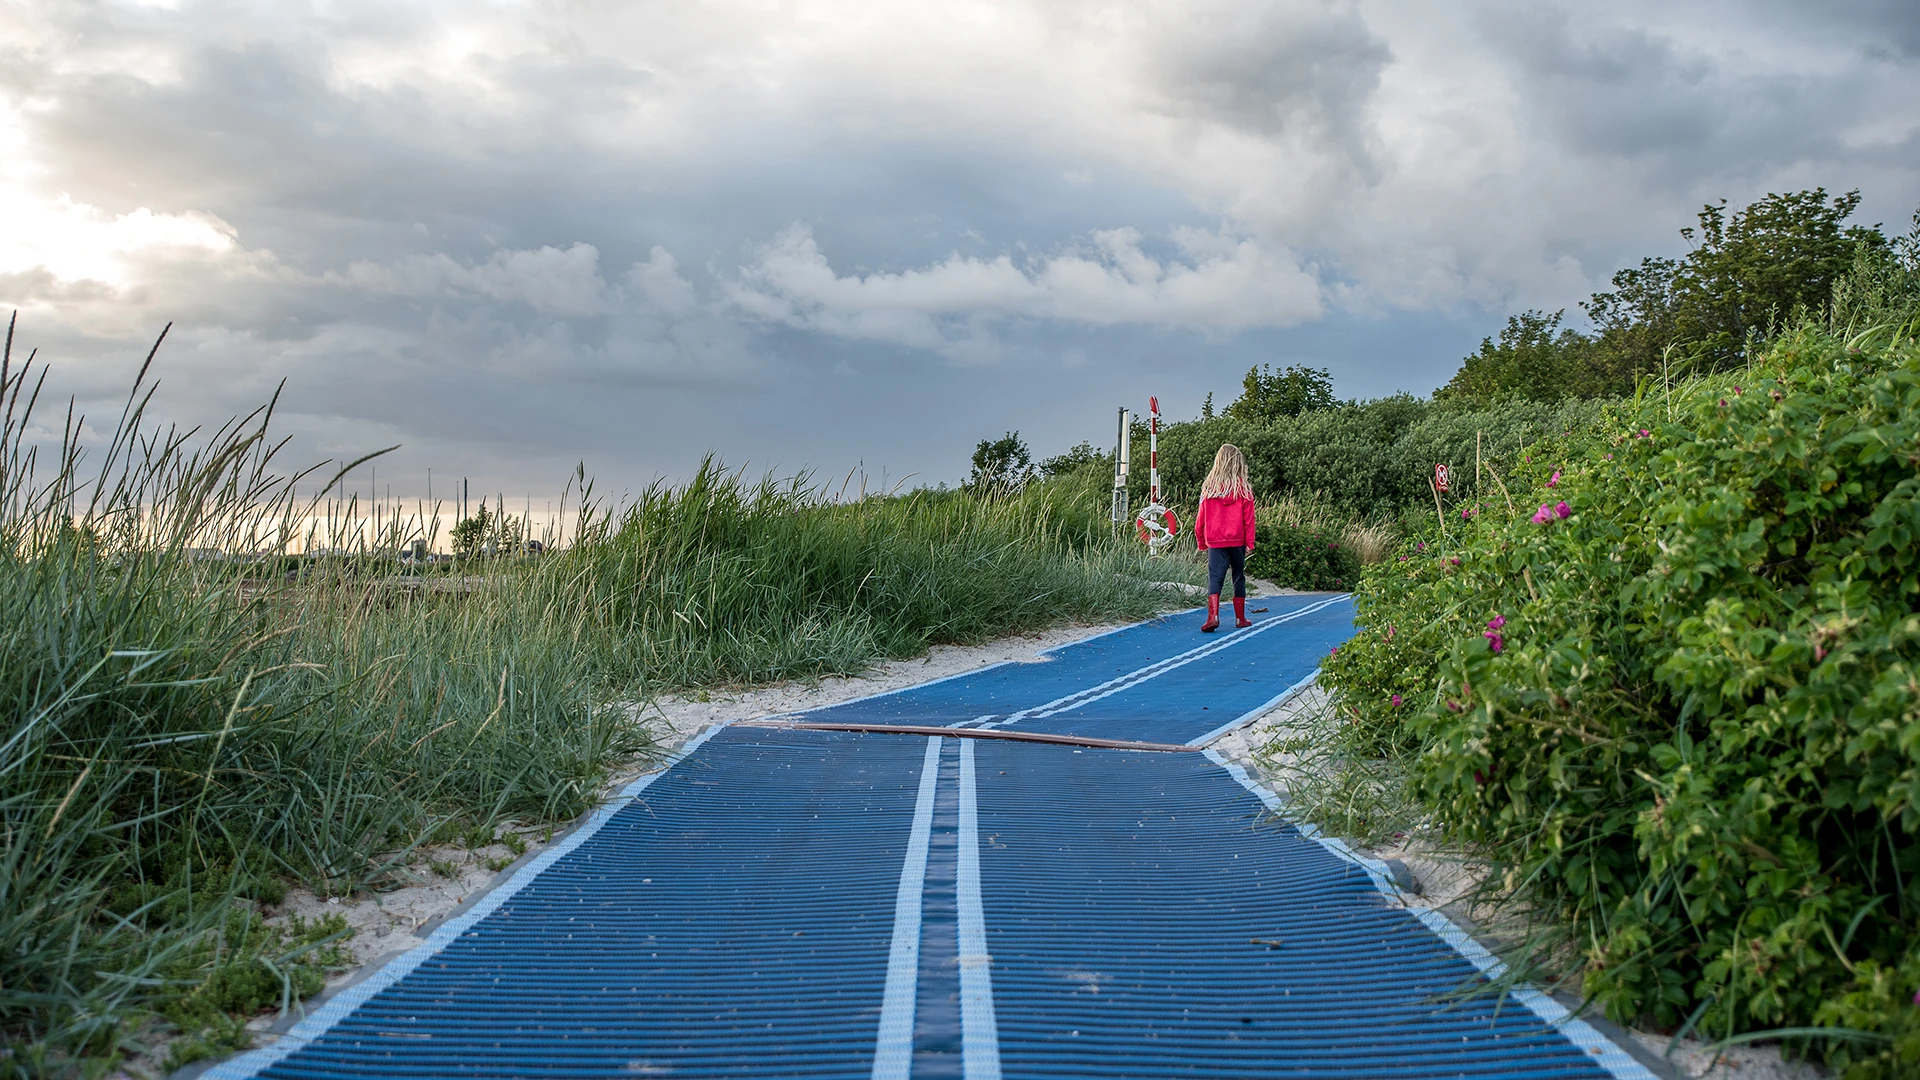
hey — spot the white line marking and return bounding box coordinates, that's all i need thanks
[200,721,735,1080]
[1187,671,1320,747]
[1030,608,1198,655]
[956,739,1004,1080]
[871,737,945,1080]
[984,594,1348,729]
[1203,749,1659,1080]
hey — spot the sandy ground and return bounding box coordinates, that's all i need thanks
[192,581,1819,1079]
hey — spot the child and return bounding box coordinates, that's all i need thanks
[1193,444,1256,632]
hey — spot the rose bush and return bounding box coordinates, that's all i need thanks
[1322,323,1920,1076]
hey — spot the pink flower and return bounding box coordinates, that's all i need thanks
[1449,558,1461,566]
[1531,504,1552,524]
[1547,471,1560,488]
[1330,645,1339,655]
[1733,386,1743,395]
[1555,501,1570,519]
[1605,453,1613,460]
[1719,399,1728,407]
[1484,632,1505,653]
[1487,615,1506,631]
[1461,506,1475,520]
[1417,542,1426,551]
[1390,694,1402,708]
[1636,429,1650,438]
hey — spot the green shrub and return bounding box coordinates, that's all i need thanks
[1321,322,1920,1070]
[1134,396,1602,522]
[1244,519,1360,591]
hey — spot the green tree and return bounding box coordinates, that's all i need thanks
[1673,188,1883,363]
[1227,364,1335,422]
[1445,189,1898,400]
[1581,256,1679,391]
[450,502,490,559]
[1585,188,1887,377]
[1038,440,1109,481]
[1438,309,1598,403]
[967,431,1035,495]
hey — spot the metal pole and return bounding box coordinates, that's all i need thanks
[1112,407,1131,526]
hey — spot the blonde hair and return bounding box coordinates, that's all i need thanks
[1200,444,1253,501]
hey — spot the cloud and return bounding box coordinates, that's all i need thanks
[12,1,1914,316]
[726,223,1322,359]
[301,244,760,408]
[337,244,617,318]
[0,194,237,286]
[0,0,1915,492]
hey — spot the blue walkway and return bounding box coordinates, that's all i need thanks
[786,594,1354,745]
[203,595,1654,1080]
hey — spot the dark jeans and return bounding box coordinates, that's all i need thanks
[1207,546,1247,599]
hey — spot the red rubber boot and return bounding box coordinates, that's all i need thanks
[1234,596,1252,628]
[1201,594,1221,633]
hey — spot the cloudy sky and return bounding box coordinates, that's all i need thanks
[3,0,1917,503]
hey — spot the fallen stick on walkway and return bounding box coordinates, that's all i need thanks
[738,720,1201,753]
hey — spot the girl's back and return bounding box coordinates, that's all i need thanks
[1194,445,1257,631]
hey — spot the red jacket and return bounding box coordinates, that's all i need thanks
[1194,495,1256,550]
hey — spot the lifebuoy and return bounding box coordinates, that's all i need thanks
[1135,503,1181,551]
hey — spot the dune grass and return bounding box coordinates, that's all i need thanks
[0,320,1179,1074]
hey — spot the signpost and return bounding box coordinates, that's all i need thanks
[1434,463,1450,492]
[1112,407,1131,528]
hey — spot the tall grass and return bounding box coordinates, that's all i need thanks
[0,318,1176,1073]
[565,463,1177,688]
[0,322,644,1072]
[1255,496,1399,565]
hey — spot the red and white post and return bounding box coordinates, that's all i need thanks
[1148,396,1161,504]
[1133,396,1180,553]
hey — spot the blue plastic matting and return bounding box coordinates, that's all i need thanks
[970,740,1623,1079]
[203,605,1654,1080]
[787,594,1355,745]
[222,728,930,1079]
